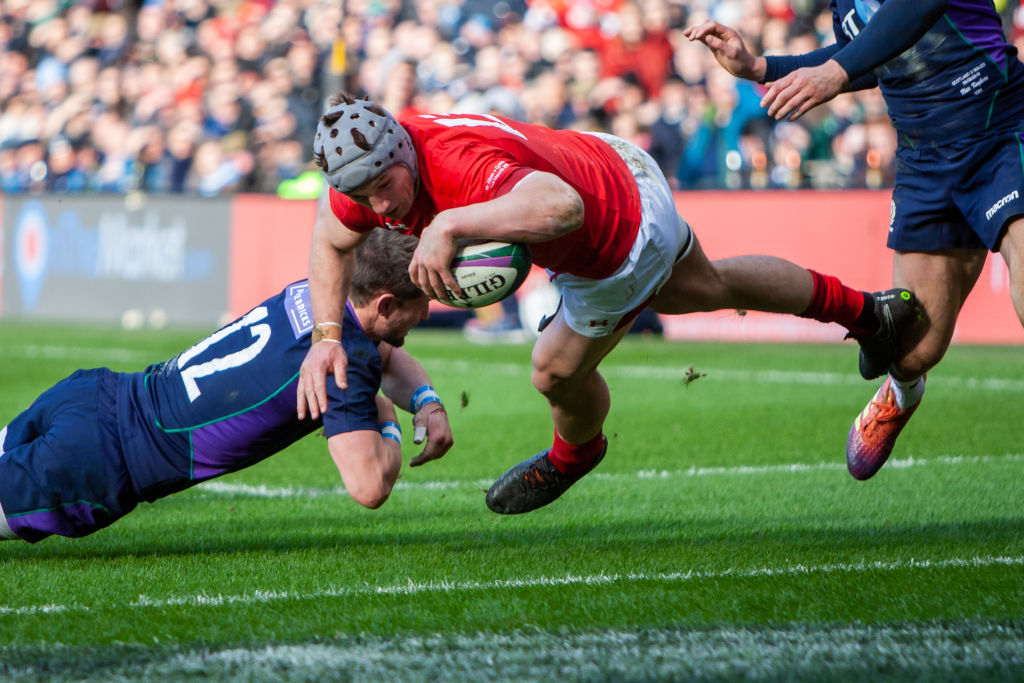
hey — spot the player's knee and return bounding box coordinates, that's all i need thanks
[531,357,578,398]
[531,366,557,398]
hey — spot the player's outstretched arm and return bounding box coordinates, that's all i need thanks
[759,0,947,120]
[298,191,370,421]
[379,344,454,467]
[683,20,766,82]
[327,395,403,509]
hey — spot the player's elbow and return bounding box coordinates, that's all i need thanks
[527,174,583,237]
[331,436,402,509]
[347,477,395,509]
[549,185,584,236]
[355,451,401,509]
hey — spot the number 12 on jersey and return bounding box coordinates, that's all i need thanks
[176,306,272,402]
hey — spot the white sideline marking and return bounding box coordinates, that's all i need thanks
[8,345,1022,392]
[1,554,1021,618]
[196,453,1024,499]
[198,479,464,499]
[5,342,1022,394]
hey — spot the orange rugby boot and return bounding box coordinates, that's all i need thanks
[846,375,924,480]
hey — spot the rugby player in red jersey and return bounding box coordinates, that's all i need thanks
[297,94,918,514]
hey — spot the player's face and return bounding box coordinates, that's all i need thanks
[382,295,430,347]
[345,165,415,221]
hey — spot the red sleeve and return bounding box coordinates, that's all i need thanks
[419,136,537,210]
[491,166,535,197]
[328,188,383,233]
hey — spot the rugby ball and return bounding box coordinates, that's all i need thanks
[438,240,532,309]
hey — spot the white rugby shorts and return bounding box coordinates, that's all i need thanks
[553,133,693,338]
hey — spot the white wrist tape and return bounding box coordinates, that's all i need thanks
[380,421,402,445]
[410,385,443,414]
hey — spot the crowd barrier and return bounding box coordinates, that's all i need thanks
[1,191,1019,345]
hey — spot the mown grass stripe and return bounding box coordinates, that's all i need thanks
[2,554,1021,618]
[5,619,1024,681]
[158,621,1024,679]
[4,620,1023,681]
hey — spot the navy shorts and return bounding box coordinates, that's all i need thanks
[0,368,139,543]
[890,127,1024,252]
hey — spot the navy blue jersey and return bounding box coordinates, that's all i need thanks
[115,281,381,501]
[831,0,1024,143]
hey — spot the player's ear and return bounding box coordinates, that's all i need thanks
[376,292,398,319]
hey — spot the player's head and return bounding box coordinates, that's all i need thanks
[351,230,429,347]
[313,93,418,195]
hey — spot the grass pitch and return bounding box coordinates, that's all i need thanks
[0,322,1022,680]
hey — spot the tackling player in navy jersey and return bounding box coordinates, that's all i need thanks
[687,0,1024,480]
[0,231,453,543]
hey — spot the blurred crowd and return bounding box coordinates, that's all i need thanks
[2,0,1024,197]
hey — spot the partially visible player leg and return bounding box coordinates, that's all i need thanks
[486,312,628,514]
[0,497,16,540]
[0,421,13,538]
[530,312,630,444]
[0,370,140,541]
[650,235,817,314]
[847,248,986,480]
[891,248,986,379]
[997,216,1024,326]
[649,233,910,369]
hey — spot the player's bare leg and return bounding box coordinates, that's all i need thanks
[847,248,985,479]
[0,428,12,539]
[530,312,631,444]
[997,217,1024,327]
[890,248,985,378]
[485,310,630,514]
[651,233,919,378]
[0,499,17,540]
[650,235,815,315]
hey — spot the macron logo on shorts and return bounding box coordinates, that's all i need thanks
[986,191,1020,221]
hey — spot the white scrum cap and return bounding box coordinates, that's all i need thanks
[313,95,418,194]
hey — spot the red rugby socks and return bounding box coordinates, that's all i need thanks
[548,430,605,475]
[800,269,875,337]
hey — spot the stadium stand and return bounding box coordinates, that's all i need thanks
[1,0,1022,195]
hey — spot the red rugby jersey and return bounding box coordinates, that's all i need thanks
[329,113,642,280]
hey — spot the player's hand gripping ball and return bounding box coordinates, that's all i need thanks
[438,240,532,308]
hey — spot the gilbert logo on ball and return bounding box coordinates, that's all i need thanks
[441,240,532,309]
